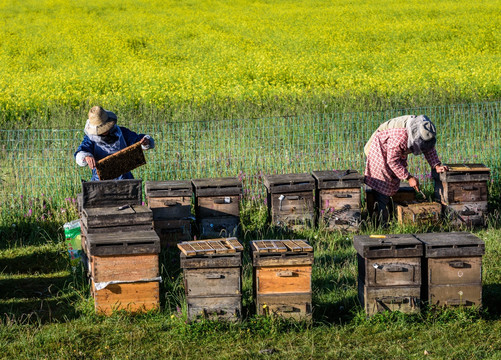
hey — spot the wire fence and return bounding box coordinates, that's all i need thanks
[1,102,500,202]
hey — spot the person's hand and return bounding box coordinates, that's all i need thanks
[408,176,419,190]
[85,156,96,169]
[435,164,449,173]
[140,137,150,146]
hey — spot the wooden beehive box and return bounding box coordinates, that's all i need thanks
[89,233,161,316]
[443,202,488,227]
[81,179,152,232]
[415,232,485,308]
[80,179,153,249]
[145,180,193,245]
[81,179,143,208]
[312,170,363,231]
[90,253,159,284]
[85,230,160,256]
[433,163,490,227]
[96,142,146,180]
[145,180,192,220]
[178,238,244,322]
[92,280,160,315]
[263,173,316,230]
[81,205,153,231]
[354,234,423,316]
[395,201,442,225]
[192,177,242,238]
[366,182,416,218]
[433,163,490,205]
[251,239,314,320]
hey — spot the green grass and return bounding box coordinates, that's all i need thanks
[1,201,501,359]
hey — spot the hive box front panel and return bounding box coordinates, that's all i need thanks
[93,281,160,315]
[187,296,242,322]
[147,196,192,220]
[358,254,421,287]
[359,283,421,316]
[256,293,312,320]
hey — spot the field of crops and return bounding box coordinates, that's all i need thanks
[0,0,500,127]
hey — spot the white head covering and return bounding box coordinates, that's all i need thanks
[406,115,437,155]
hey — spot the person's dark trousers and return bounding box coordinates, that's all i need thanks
[373,191,391,226]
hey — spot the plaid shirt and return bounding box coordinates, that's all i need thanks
[364,128,441,196]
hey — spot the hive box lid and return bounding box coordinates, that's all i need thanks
[414,232,485,257]
[312,170,363,189]
[177,237,244,257]
[145,180,192,197]
[353,234,423,258]
[263,173,315,193]
[82,179,142,209]
[192,177,242,196]
[432,163,490,183]
[82,205,153,229]
[251,239,313,253]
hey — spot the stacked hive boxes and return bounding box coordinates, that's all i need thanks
[192,177,242,238]
[354,234,423,316]
[145,180,193,246]
[263,173,316,230]
[433,163,490,226]
[416,232,485,307]
[312,170,363,231]
[178,238,244,321]
[80,180,161,315]
[251,240,314,320]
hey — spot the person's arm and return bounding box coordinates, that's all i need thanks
[74,136,95,167]
[387,133,420,189]
[423,147,448,173]
[121,127,155,150]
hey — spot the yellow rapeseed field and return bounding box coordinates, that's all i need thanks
[0,0,499,123]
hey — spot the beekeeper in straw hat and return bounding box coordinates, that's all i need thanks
[364,115,448,224]
[74,106,155,181]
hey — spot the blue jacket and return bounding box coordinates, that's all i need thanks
[74,126,154,181]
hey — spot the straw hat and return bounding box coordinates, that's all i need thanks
[84,106,117,135]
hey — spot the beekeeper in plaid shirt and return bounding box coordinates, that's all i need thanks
[364,115,448,224]
[74,106,155,181]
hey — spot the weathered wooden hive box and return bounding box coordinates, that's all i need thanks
[366,182,416,218]
[312,170,363,231]
[178,238,244,322]
[415,232,484,308]
[90,245,161,316]
[145,180,193,246]
[96,142,146,180]
[395,201,442,225]
[263,173,316,230]
[192,177,242,238]
[433,164,490,227]
[80,180,161,315]
[251,239,314,320]
[354,234,423,316]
